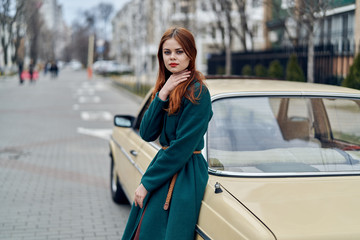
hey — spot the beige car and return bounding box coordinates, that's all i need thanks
[109,79,360,239]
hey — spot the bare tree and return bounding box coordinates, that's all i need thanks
[264,0,300,47]
[233,0,254,52]
[283,0,334,83]
[0,0,25,66]
[70,12,97,66]
[210,0,255,75]
[37,25,54,61]
[210,0,234,75]
[61,3,114,64]
[23,0,45,64]
[97,3,113,40]
[72,23,90,65]
[13,3,25,65]
[61,9,97,64]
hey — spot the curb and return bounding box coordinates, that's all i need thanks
[110,78,144,104]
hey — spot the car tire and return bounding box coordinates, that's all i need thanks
[110,153,129,204]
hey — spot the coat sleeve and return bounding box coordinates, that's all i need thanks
[141,85,213,193]
[139,92,168,142]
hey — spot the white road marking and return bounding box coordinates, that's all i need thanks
[77,127,112,140]
[76,88,94,95]
[81,82,107,90]
[78,96,101,103]
[76,82,113,140]
[80,111,113,121]
[73,104,79,110]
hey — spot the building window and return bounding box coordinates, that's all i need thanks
[252,23,259,37]
[173,2,176,14]
[211,26,216,39]
[326,17,332,43]
[201,2,207,11]
[180,0,189,13]
[252,0,262,8]
[342,14,348,38]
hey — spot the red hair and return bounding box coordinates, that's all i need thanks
[152,27,205,115]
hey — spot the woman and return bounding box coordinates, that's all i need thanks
[122,27,213,240]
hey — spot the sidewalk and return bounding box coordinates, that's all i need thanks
[0,68,134,240]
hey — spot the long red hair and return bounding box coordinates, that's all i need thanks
[152,27,205,115]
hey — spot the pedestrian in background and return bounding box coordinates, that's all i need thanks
[18,60,24,84]
[29,59,35,83]
[44,61,49,75]
[50,61,58,78]
[122,27,213,240]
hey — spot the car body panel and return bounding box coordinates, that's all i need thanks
[216,176,360,239]
[110,79,360,239]
[206,79,360,97]
[197,177,276,240]
[111,128,143,200]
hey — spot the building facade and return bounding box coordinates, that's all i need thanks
[355,0,360,53]
[111,0,267,82]
[39,0,68,61]
[268,0,358,52]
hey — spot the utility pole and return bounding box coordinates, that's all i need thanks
[87,34,95,79]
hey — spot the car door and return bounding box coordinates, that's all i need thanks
[112,124,144,202]
[115,92,158,203]
[129,94,159,197]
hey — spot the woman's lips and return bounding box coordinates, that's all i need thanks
[169,63,178,67]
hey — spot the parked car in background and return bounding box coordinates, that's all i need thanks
[109,78,360,239]
[93,60,132,75]
[57,61,65,69]
[69,60,82,71]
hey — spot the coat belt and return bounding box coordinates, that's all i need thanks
[161,146,202,210]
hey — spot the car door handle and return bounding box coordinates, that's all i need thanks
[130,150,138,156]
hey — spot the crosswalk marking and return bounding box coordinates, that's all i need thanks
[80,111,112,121]
[77,127,112,140]
[78,96,101,103]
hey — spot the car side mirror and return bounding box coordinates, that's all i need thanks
[114,115,135,128]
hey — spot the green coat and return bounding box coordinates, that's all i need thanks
[122,82,213,240]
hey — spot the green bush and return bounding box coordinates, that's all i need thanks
[342,53,360,90]
[286,54,305,82]
[241,64,252,76]
[268,60,284,79]
[255,64,268,77]
[216,66,225,75]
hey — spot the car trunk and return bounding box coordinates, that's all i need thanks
[218,176,360,240]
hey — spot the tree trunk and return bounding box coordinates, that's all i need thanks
[225,25,232,75]
[225,40,232,75]
[3,45,8,65]
[1,37,8,65]
[307,31,314,83]
[239,4,248,51]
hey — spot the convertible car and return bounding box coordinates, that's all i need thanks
[109,78,360,239]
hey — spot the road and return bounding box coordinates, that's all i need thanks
[0,68,141,240]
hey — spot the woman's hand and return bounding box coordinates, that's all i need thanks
[158,69,191,101]
[134,183,148,208]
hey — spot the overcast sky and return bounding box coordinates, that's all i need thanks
[58,0,130,25]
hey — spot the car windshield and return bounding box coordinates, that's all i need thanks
[207,96,360,175]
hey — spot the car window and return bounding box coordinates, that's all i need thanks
[134,97,151,131]
[133,95,161,147]
[207,96,360,175]
[324,98,360,145]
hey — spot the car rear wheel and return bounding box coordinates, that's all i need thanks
[110,153,129,204]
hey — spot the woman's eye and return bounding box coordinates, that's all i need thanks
[164,51,170,55]
[176,51,183,54]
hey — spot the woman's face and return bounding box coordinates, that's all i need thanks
[162,38,190,74]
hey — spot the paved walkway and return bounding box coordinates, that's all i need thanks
[0,68,140,239]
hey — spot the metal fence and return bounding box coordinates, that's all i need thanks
[207,43,355,85]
